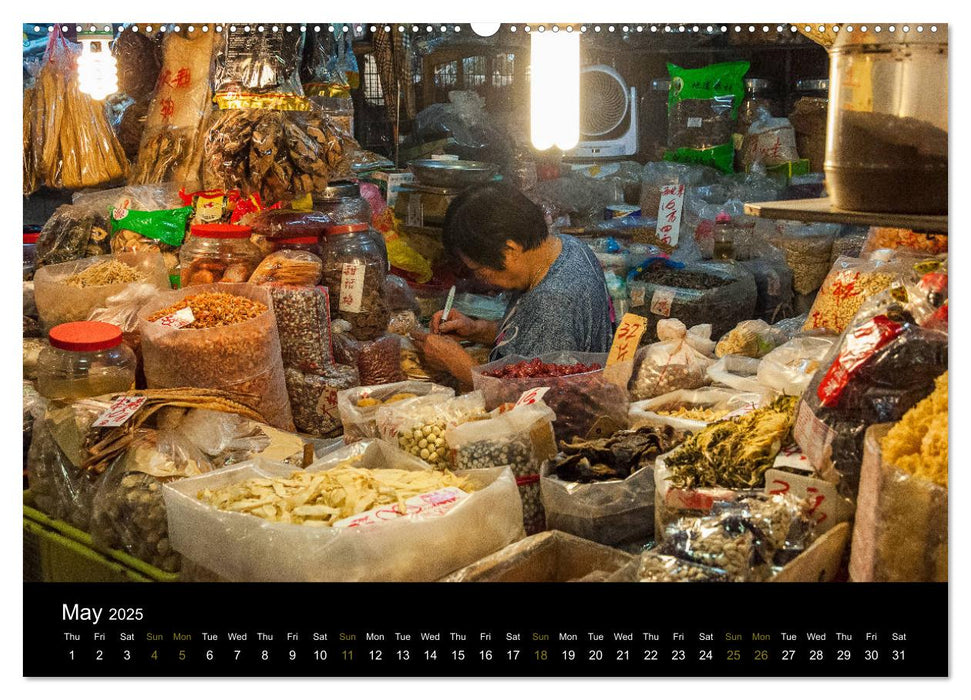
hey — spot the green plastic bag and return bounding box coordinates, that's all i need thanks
[110,206,192,248]
[664,61,749,173]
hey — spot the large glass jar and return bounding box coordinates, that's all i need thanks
[737,78,781,135]
[789,79,829,172]
[826,27,948,214]
[37,321,137,400]
[320,223,389,341]
[180,224,264,287]
[313,181,387,266]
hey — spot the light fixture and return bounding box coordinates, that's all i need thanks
[77,25,118,101]
[529,28,579,151]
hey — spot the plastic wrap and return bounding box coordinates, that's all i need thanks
[213,29,305,107]
[265,285,334,372]
[860,227,948,258]
[611,552,731,582]
[630,388,764,433]
[26,398,112,530]
[850,424,946,582]
[248,208,332,239]
[629,320,715,400]
[138,283,294,430]
[739,255,794,323]
[441,530,633,583]
[33,205,106,268]
[739,108,799,170]
[284,364,360,437]
[162,440,524,582]
[376,392,487,468]
[357,335,407,386]
[706,354,766,394]
[715,319,787,359]
[766,221,839,295]
[803,256,897,333]
[628,259,757,342]
[113,28,162,101]
[87,282,167,361]
[756,336,837,396]
[131,29,215,186]
[249,250,322,286]
[33,251,170,330]
[90,429,212,572]
[472,352,629,443]
[338,381,454,443]
[447,402,557,535]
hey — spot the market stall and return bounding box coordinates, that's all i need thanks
[23,22,947,585]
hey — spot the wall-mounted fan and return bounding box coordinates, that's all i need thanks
[571,64,638,159]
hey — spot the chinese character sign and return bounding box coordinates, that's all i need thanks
[656,185,685,246]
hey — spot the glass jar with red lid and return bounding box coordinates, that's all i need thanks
[37,321,137,400]
[180,223,264,287]
[320,223,389,340]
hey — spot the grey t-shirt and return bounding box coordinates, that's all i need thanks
[490,235,615,361]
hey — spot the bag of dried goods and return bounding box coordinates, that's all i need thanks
[33,205,109,269]
[629,320,715,401]
[446,401,557,535]
[628,258,757,343]
[849,374,947,582]
[131,28,216,186]
[249,250,322,286]
[830,227,869,265]
[212,28,306,109]
[26,397,113,530]
[540,425,683,548]
[639,161,717,223]
[377,392,488,468]
[90,429,212,572]
[357,334,407,386]
[715,319,787,359]
[113,27,162,102]
[29,29,129,190]
[860,227,948,258]
[765,221,839,295]
[138,284,294,430]
[739,255,794,323]
[285,364,360,437]
[263,284,334,372]
[162,439,524,581]
[739,108,799,170]
[706,353,766,395]
[756,336,837,397]
[664,61,749,173]
[34,251,170,330]
[338,381,454,443]
[803,256,898,333]
[87,282,168,365]
[472,353,630,444]
[630,387,764,433]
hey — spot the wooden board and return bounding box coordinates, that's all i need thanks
[771,522,851,583]
[745,198,948,234]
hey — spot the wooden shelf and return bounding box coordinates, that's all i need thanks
[744,198,948,234]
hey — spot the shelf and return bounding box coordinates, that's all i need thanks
[744,198,948,234]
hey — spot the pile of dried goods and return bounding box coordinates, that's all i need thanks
[146,292,267,329]
[551,426,683,484]
[65,259,143,288]
[881,371,948,487]
[482,359,602,380]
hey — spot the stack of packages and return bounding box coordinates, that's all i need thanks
[249,250,358,438]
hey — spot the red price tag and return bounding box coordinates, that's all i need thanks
[154,307,195,329]
[92,396,148,428]
[515,387,551,407]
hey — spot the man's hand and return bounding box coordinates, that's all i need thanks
[411,331,475,390]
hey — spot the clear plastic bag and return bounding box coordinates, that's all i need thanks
[33,250,171,330]
[765,220,839,295]
[706,354,767,394]
[250,250,322,286]
[138,283,294,430]
[162,440,524,581]
[447,402,557,535]
[860,227,948,259]
[338,381,454,443]
[87,282,167,359]
[629,320,716,401]
[213,29,306,106]
[90,429,213,572]
[739,255,794,323]
[284,364,360,437]
[715,319,787,359]
[739,107,799,170]
[803,256,898,333]
[264,285,334,373]
[33,205,105,269]
[630,387,764,433]
[756,336,837,396]
[472,352,629,443]
[357,335,406,386]
[376,392,487,468]
[383,274,421,314]
[830,228,869,265]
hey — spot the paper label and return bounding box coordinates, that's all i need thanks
[515,387,551,407]
[333,487,469,528]
[650,288,676,317]
[315,385,340,419]
[687,117,703,128]
[92,395,148,428]
[656,184,685,246]
[772,443,815,474]
[406,193,424,228]
[154,307,195,329]
[339,262,366,313]
[194,194,225,223]
[607,313,648,366]
[630,284,646,308]
[793,400,835,471]
[764,467,851,534]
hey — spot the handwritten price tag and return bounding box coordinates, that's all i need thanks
[650,288,676,317]
[515,387,551,407]
[333,487,469,528]
[607,313,648,367]
[92,396,148,428]
[656,184,685,246]
[154,307,195,328]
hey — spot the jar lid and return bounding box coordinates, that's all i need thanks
[23,233,40,244]
[273,236,320,246]
[191,223,253,239]
[325,223,370,236]
[49,321,123,352]
[796,78,829,92]
[715,212,732,223]
[314,180,361,200]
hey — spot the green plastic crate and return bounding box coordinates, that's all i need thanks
[23,491,180,583]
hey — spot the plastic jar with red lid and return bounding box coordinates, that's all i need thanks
[320,223,389,340]
[180,223,264,287]
[37,321,137,400]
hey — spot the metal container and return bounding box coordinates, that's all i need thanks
[408,159,499,189]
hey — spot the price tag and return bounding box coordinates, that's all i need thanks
[629,284,646,308]
[154,307,195,328]
[333,487,469,528]
[656,184,685,246]
[339,262,366,313]
[764,468,851,534]
[515,387,550,407]
[687,117,703,128]
[92,395,148,428]
[650,288,676,317]
[606,313,648,367]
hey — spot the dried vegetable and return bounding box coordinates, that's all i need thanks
[146,292,267,328]
[551,426,683,484]
[196,461,475,527]
[65,260,143,288]
[664,396,799,490]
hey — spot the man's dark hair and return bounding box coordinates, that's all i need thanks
[442,181,549,270]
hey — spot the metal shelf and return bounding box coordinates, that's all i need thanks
[744,198,948,234]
